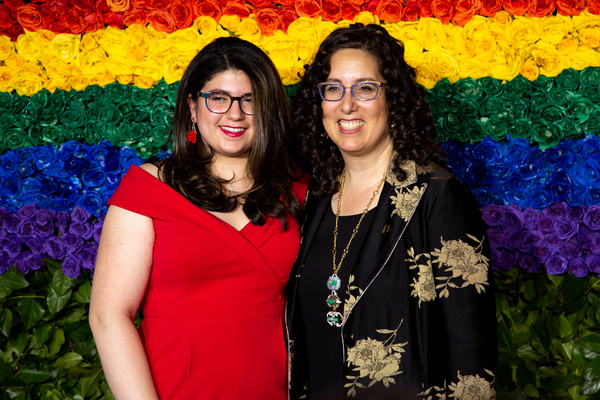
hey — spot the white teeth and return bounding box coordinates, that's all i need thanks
[338,120,365,130]
[222,127,245,133]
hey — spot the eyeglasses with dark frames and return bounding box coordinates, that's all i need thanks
[317,81,387,101]
[199,91,253,115]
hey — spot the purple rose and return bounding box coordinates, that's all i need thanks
[543,234,561,250]
[584,205,600,230]
[569,256,589,277]
[496,249,519,271]
[61,253,81,279]
[61,233,83,253]
[36,223,54,238]
[43,237,65,259]
[567,205,587,223]
[0,226,6,241]
[518,230,544,253]
[523,208,543,230]
[92,221,103,243]
[482,204,505,227]
[26,236,44,255]
[546,202,568,220]
[16,250,42,274]
[546,254,568,275]
[3,238,22,258]
[16,220,35,239]
[534,246,554,263]
[71,206,91,224]
[537,216,556,234]
[17,204,38,219]
[56,211,71,235]
[586,253,600,274]
[487,227,504,250]
[34,209,56,227]
[69,222,93,240]
[555,219,579,239]
[2,213,20,233]
[504,230,522,249]
[503,206,524,231]
[519,253,540,273]
[561,237,580,260]
[80,243,97,270]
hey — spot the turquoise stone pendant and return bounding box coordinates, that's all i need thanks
[327,274,341,291]
[326,292,341,308]
[327,311,343,327]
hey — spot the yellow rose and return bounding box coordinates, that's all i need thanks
[579,27,600,48]
[99,27,132,58]
[487,19,509,45]
[10,70,45,96]
[414,63,439,90]
[219,15,241,32]
[353,11,379,25]
[4,54,24,70]
[416,49,459,82]
[398,22,424,64]
[0,36,15,61]
[236,16,262,42]
[116,74,134,85]
[16,33,40,62]
[493,11,513,27]
[167,28,203,53]
[32,30,56,47]
[70,74,90,91]
[568,47,600,69]
[463,15,491,41]
[558,36,579,54]
[455,55,491,79]
[316,20,337,43]
[530,42,567,77]
[417,18,447,51]
[134,74,157,89]
[262,31,299,83]
[77,48,108,76]
[197,30,228,51]
[129,46,148,64]
[540,15,573,45]
[143,26,168,46]
[50,34,81,64]
[277,59,304,86]
[520,57,539,81]
[105,56,134,76]
[507,17,541,49]
[194,16,219,33]
[490,43,524,81]
[288,17,320,62]
[163,52,195,84]
[134,60,162,83]
[0,66,14,92]
[46,78,71,93]
[126,24,145,47]
[22,61,44,77]
[81,30,103,52]
[572,11,600,31]
[45,59,70,80]
[89,71,114,87]
[145,38,173,66]
[444,24,467,54]
[337,20,352,29]
[473,32,498,63]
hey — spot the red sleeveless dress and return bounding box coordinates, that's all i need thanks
[108,165,307,400]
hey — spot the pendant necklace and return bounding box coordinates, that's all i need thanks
[228,174,249,195]
[326,166,387,327]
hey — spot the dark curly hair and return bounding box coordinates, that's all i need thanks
[159,37,302,230]
[294,23,446,198]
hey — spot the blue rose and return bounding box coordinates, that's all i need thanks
[44,159,69,179]
[568,182,589,206]
[505,136,531,167]
[529,189,553,209]
[82,167,107,188]
[0,151,20,178]
[473,137,505,165]
[465,161,491,186]
[119,146,143,171]
[470,188,492,207]
[548,173,571,202]
[1,176,22,197]
[581,134,600,161]
[503,190,530,210]
[586,187,600,205]
[15,148,35,177]
[59,141,87,160]
[64,156,89,177]
[546,141,576,165]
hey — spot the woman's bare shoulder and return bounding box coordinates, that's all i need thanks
[138,163,159,179]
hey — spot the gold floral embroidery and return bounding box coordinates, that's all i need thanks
[406,235,489,303]
[391,185,424,221]
[433,235,489,298]
[406,247,436,307]
[345,321,407,397]
[418,369,496,399]
[343,274,362,321]
[386,159,417,188]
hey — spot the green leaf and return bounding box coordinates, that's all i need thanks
[546,316,558,341]
[0,267,30,291]
[32,323,52,347]
[47,328,65,358]
[53,352,83,370]
[530,322,549,354]
[0,308,13,337]
[5,387,26,400]
[17,297,45,330]
[581,334,600,354]
[9,329,29,357]
[19,364,51,384]
[47,286,72,316]
[81,367,102,398]
[51,269,73,297]
[524,383,539,398]
[541,374,583,390]
[63,321,91,342]
[558,315,573,339]
[516,365,536,388]
[76,280,92,304]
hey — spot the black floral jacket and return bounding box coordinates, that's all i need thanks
[286,160,498,399]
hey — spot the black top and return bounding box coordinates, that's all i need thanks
[298,202,377,400]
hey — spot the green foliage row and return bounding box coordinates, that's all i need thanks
[2,261,600,398]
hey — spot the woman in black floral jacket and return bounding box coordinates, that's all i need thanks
[286,23,498,400]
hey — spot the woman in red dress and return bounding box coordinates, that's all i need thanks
[89,37,306,400]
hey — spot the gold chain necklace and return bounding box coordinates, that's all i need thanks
[326,166,387,327]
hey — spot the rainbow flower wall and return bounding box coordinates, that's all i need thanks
[3,0,600,398]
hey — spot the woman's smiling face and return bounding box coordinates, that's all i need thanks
[321,48,390,159]
[188,69,254,162]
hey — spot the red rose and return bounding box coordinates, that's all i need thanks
[97,0,126,27]
[130,0,147,10]
[255,7,280,36]
[59,9,86,34]
[0,4,23,41]
[555,0,584,15]
[248,0,274,8]
[431,0,453,24]
[170,0,194,29]
[279,6,297,31]
[322,0,342,21]
[295,0,322,18]
[73,0,95,14]
[122,8,147,26]
[376,0,404,22]
[589,0,600,15]
[148,9,177,32]
[193,0,222,20]
[527,0,555,17]
[451,0,481,26]
[147,0,172,11]
[222,2,252,18]
[480,0,503,16]
[503,0,532,16]
[341,0,360,20]
[418,0,434,17]
[277,0,295,6]
[83,12,105,32]
[4,0,23,11]
[16,4,45,31]
[362,0,380,14]
[402,0,420,20]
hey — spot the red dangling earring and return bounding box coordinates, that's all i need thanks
[188,119,197,144]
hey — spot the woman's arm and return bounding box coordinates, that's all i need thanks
[89,205,160,399]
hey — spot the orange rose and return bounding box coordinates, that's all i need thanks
[147,0,172,11]
[171,0,194,29]
[74,0,95,14]
[589,0,600,14]
[341,0,360,20]
[418,0,434,18]
[147,10,177,33]
[403,1,420,21]
[255,7,280,36]
[83,13,105,32]
[131,0,147,9]
[451,0,480,26]
[376,0,403,22]
[97,0,126,27]
[479,0,502,16]
[295,0,322,18]
[280,6,298,31]
[222,3,253,18]
[503,0,532,16]
[277,0,295,6]
[106,0,130,12]
[193,0,223,20]
[431,0,453,24]
[527,0,555,17]
[555,0,584,16]
[123,9,148,26]
[322,0,342,21]
[248,0,273,8]
[16,4,45,31]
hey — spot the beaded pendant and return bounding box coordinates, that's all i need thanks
[326,274,343,327]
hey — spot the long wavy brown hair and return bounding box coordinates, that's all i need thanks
[159,37,302,229]
[294,23,446,198]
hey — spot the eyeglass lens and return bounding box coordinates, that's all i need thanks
[203,92,253,115]
[318,82,380,101]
